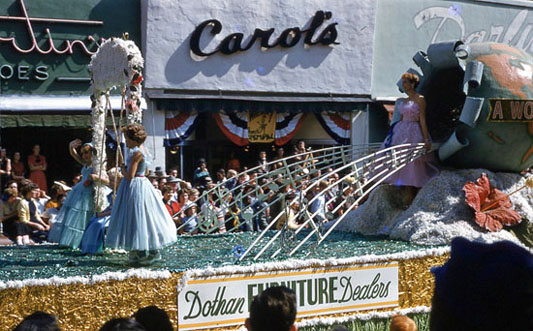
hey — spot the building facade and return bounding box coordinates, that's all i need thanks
[0,0,141,185]
[141,0,377,179]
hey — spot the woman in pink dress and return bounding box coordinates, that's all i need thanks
[384,73,438,203]
[28,144,47,193]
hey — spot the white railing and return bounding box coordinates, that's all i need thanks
[181,143,436,261]
[179,144,381,234]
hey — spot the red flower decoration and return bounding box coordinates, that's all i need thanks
[126,99,138,112]
[83,179,93,187]
[462,173,521,232]
[131,73,143,85]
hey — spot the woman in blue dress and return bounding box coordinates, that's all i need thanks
[49,140,108,248]
[106,124,177,264]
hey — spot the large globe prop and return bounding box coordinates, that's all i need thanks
[408,42,533,173]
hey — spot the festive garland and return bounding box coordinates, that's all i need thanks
[88,37,144,211]
[177,247,451,294]
[0,268,170,290]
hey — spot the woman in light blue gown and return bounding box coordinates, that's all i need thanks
[105,124,177,264]
[49,140,107,249]
[80,191,113,254]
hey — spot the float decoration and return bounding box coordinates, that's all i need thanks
[88,36,144,211]
[463,173,521,232]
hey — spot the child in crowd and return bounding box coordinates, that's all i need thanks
[41,194,65,226]
[180,202,198,234]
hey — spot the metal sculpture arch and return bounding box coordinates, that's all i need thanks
[189,142,437,260]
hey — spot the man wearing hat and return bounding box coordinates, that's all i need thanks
[167,175,181,202]
[154,166,168,179]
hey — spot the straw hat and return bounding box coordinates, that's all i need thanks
[53,181,72,192]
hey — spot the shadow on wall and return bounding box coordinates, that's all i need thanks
[164,14,335,85]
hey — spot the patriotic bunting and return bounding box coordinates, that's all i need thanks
[274,112,306,146]
[164,111,200,147]
[315,112,351,145]
[213,111,306,146]
[165,110,349,147]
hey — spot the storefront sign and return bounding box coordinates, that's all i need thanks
[190,10,338,57]
[0,0,140,95]
[177,263,398,330]
[0,64,48,80]
[0,0,102,56]
[248,112,276,143]
[144,0,376,95]
[488,99,533,122]
[372,0,533,99]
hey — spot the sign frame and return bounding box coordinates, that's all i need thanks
[177,262,399,330]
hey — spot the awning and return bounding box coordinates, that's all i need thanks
[0,95,147,113]
[0,95,148,128]
[155,98,367,113]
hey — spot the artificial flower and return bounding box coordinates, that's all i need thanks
[463,173,521,232]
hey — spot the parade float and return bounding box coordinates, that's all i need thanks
[0,40,531,331]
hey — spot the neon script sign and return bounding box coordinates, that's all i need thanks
[0,0,104,56]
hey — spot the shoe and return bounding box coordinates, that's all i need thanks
[137,250,161,266]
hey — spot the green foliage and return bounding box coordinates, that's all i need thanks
[300,312,430,331]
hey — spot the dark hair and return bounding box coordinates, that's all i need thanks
[20,182,39,196]
[4,179,17,190]
[99,318,146,331]
[249,286,297,331]
[14,311,60,331]
[49,184,62,199]
[217,168,225,175]
[80,143,97,156]
[122,124,147,144]
[133,306,173,331]
[161,186,173,195]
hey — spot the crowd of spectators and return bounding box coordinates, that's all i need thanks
[0,140,365,243]
[147,141,361,235]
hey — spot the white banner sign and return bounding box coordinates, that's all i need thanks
[177,262,399,330]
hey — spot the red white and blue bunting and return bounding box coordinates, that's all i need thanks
[274,112,306,146]
[315,112,351,145]
[164,111,200,147]
[213,111,306,146]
